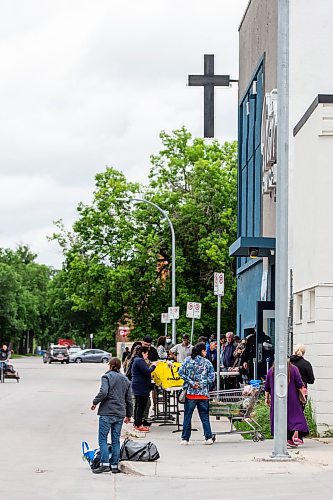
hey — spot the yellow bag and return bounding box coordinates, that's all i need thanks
[152,362,184,389]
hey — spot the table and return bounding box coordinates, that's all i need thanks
[152,385,183,432]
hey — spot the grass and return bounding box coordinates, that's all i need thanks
[11,354,39,359]
[234,396,318,439]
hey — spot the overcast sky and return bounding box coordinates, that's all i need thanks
[0,0,248,268]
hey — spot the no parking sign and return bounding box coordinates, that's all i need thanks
[186,302,202,319]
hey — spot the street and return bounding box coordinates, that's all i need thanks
[2,358,333,500]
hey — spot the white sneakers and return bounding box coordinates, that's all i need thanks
[203,435,216,445]
[180,436,216,445]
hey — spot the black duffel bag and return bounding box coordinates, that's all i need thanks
[120,438,160,462]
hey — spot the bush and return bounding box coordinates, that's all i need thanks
[234,396,318,439]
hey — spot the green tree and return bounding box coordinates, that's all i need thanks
[51,128,238,346]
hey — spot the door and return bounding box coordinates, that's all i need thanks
[256,301,275,379]
[82,350,94,362]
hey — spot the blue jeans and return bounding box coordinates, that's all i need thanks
[98,415,123,465]
[181,398,212,441]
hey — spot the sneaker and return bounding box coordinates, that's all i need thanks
[287,439,298,448]
[293,437,304,445]
[111,466,122,474]
[142,420,152,427]
[134,425,149,432]
[204,438,215,445]
[180,439,189,445]
[92,464,110,474]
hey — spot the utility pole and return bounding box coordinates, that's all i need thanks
[272,0,290,459]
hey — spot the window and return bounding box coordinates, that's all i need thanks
[309,289,315,322]
[296,293,303,323]
[238,61,264,271]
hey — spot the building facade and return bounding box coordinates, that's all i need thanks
[231,0,333,432]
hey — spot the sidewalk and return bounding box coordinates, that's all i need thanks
[121,415,333,479]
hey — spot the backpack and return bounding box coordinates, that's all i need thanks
[82,441,98,467]
[125,358,135,381]
[82,442,113,471]
[120,438,160,462]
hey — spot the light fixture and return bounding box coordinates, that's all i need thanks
[249,248,259,259]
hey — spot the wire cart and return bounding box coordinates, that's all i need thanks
[209,386,265,442]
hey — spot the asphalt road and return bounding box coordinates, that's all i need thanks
[2,357,333,500]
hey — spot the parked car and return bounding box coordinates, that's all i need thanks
[43,345,70,364]
[69,349,111,364]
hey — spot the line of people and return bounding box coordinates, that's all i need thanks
[90,331,315,474]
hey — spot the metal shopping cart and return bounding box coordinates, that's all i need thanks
[209,386,265,442]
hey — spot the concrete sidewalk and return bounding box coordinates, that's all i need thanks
[121,415,333,479]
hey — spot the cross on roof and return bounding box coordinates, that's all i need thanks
[188,54,237,138]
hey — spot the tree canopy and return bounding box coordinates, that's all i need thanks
[50,127,238,347]
[0,128,238,352]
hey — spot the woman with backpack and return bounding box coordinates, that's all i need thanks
[131,346,158,432]
[178,342,216,445]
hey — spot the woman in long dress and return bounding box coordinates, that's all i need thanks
[264,361,309,448]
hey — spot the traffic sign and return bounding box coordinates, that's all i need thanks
[119,327,129,336]
[186,302,194,318]
[161,313,170,324]
[168,306,180,320]
[214,272,225,296]
[89,333,94,339]
[186,302,202,319]
[193,302,202,319]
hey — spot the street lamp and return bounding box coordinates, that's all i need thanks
[116,197,177,344]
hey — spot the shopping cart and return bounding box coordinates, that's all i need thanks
[209,386,265,442]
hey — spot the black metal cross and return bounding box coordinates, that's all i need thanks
[188,54,236,138]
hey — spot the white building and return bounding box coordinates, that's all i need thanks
[230,0,333,433]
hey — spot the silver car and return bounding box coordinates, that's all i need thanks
[69,349,111,364]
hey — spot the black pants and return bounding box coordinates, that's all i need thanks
[134,395,149,427]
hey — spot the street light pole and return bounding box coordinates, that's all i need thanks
[116,197,177,345]
[273,0,290,459]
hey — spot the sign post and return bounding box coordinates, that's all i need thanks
[161,313,171,336]
[168,307,180,322]
[186,302,202,344]
[214,272,224,393]
[89,333,94,349]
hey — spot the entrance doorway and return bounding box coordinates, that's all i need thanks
[256,301,275,379]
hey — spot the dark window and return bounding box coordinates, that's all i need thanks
[238,61,264,266]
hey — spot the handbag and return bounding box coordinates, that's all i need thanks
[120,438,160,462]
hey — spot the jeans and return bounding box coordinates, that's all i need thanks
[98,415,123,465]
[181,398,212,441]
[134,395,149,427]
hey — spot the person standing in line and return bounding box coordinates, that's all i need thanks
[178,342,215,445]
[290,344,315,444]
[131,346,158,432]
[121,347,130,366]
[91,357,133,474]
[170,334,193,363]
[242,328,256,380]
[156,336,168,360]
[264,361,309,448]
[221,332,236,369]
[142,335,159,362]
[206,339,217,371]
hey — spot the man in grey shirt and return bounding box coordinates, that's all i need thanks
[170,334,193,363]
[91,357,133,474]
